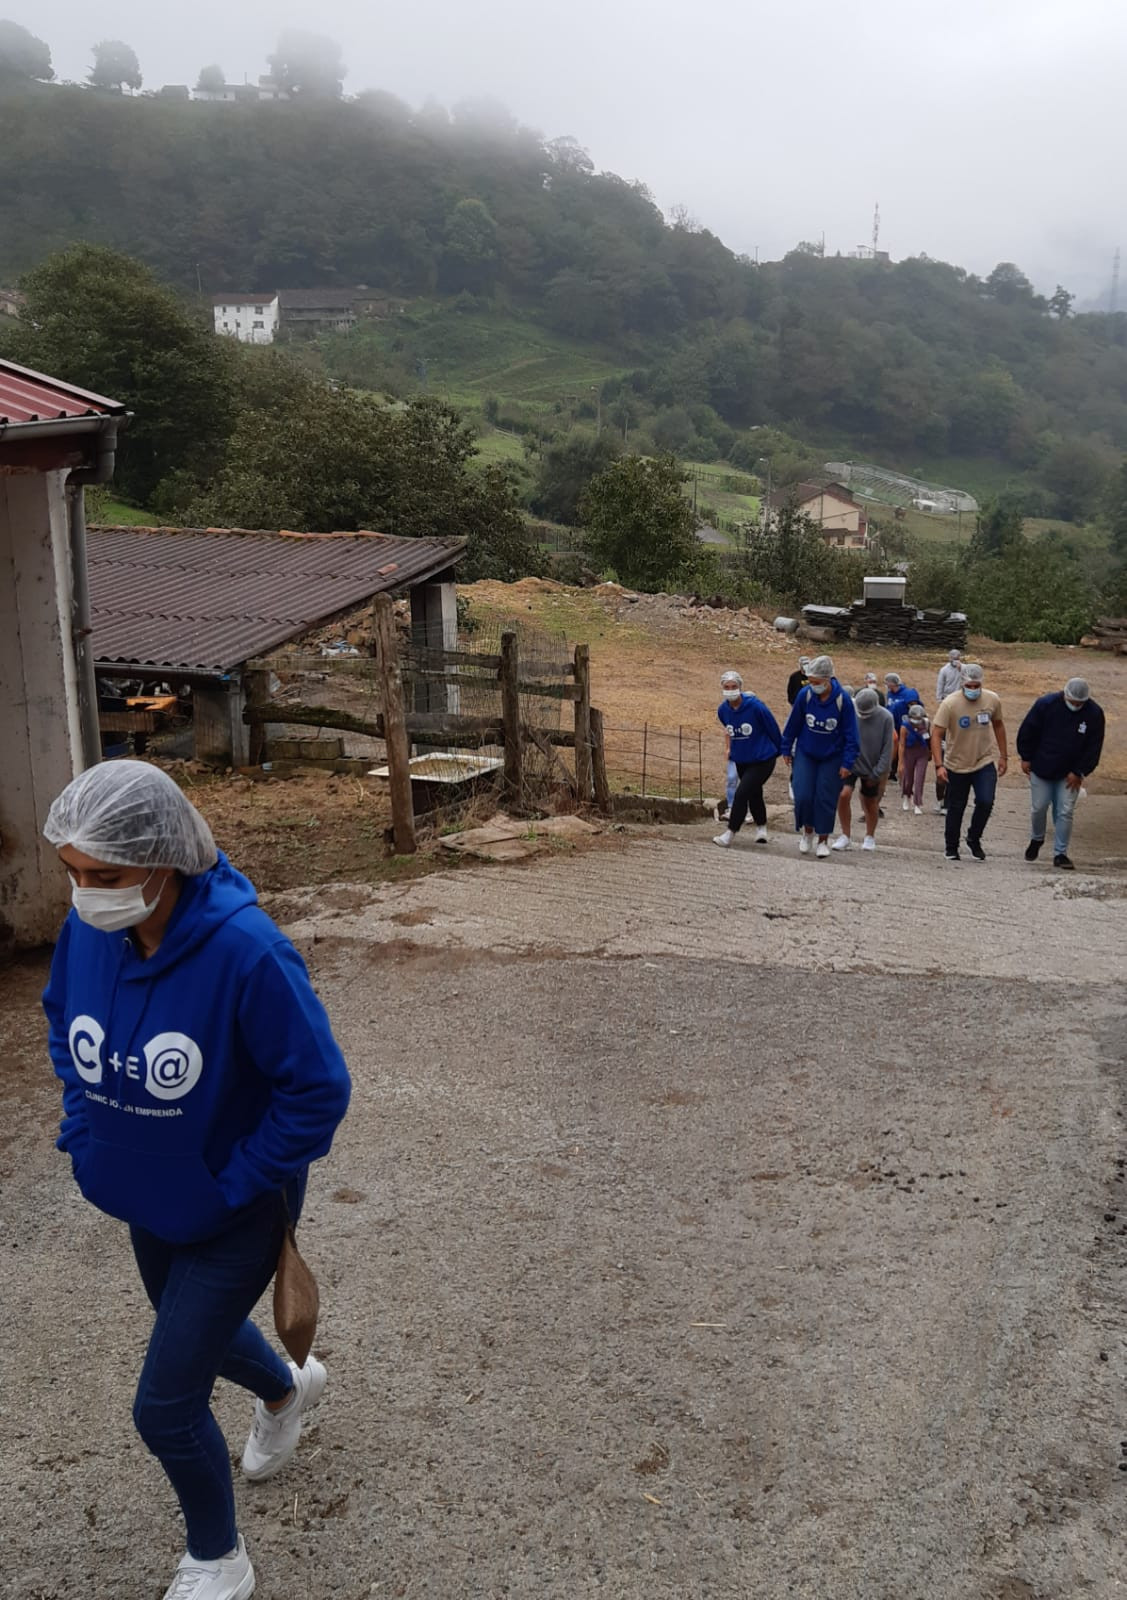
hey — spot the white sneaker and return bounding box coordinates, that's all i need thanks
[713,830,733,848]
[162,1537,255,1600]
[242,1356,327,1482]
[913,804,923,816]
[798,833,811,854]
[901,796,910,811]
[831,834,851,851]
[815,840,831,859]
[754,825,768,844]
[862,836,876,851]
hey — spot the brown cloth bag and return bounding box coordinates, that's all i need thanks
[273,1216,319,1368]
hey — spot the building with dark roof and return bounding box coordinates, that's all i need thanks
[88,524,465,763]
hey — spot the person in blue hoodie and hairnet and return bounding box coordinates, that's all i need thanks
[780,653,860,858]
[42,761,351,1600]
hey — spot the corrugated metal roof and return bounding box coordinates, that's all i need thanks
[0,359,127,425]
[88,525,466,674]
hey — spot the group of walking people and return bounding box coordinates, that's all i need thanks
[713,647,1106,868]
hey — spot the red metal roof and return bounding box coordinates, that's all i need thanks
[0,359,126,426]
[87,524,465,675]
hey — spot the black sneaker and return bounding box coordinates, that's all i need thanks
[1024,839,1042,862]
[966,836,986,861]
[944,850,961,862]
[1053,853,1075,871]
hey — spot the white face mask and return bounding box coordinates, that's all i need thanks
[723,688,742,701]
[1064,698,1084,712]
[72,869,162,933]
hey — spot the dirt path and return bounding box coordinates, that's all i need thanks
[2,785,1125,1599]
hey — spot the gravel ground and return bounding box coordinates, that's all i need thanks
[2,785,1126,1599]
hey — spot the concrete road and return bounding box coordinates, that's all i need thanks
[3,785,1126,1599]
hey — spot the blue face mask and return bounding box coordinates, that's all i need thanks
[964,687,982,701]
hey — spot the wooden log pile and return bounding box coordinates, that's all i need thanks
[1079,617,1127,654]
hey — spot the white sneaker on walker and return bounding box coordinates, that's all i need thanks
[831,834,851,851]
[901,795,910,811]
[815,839,831,859]
[162,1536,255,1600]
[798,833,811,854]
[913,804,923,816]
[862,836,876,851]
[713,830,733,848]
[754,825,768,844]
[242,1356,327,1482]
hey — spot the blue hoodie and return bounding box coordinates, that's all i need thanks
[781,678,860,768]
[43,852,351,1245]
[717,692,783,765]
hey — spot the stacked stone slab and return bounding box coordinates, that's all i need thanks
[802,602,967,650]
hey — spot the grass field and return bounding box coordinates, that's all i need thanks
[88,494,154,525]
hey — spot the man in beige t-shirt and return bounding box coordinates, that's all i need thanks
[931,663,1008,862]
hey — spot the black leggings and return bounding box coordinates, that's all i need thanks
[730,758,777,832]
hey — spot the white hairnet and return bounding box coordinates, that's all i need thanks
[44,760,219,874]
[807,655,834,678]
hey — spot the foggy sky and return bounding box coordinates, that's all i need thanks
[14,0,1126,300]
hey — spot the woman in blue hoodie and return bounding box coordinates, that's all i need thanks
[42,761,351,1600]
[780,653,860,858]
[712,669,783,848]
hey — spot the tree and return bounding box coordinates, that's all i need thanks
[1048,284,1074,321]
[267,31,345,98]
[1107,459,1127,559]
[10,245,235,503]
[579,454,698,590]
[532,432,620,526]
[968,495,1024,558]
[441,199,498,293]
[0,20,53,82]
[88,39,141,93]
[1039,437,1113,521]
[195,64,226,94]
[985,262,1034,304]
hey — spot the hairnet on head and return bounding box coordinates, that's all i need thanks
[799,656,810,669]
[720,669,743,688]
[1064,677,1090,702]
[961,662,984,683]
[44,761,219,875]
[807,654,834,678]
[854,687,879,718]
[884,671,901,686]
[907,703,927,721]
[948,649,961,661]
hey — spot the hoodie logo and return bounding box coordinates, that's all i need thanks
[69,1015,105,1084]
[144,1032,203,1102]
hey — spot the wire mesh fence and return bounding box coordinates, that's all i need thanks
[599,723,705,801]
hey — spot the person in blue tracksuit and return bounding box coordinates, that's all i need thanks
[713,670,783,848]
[42,761,351,1600]
[883,672,921,780]
[780,654,860,857]
[1017,676,1105,870]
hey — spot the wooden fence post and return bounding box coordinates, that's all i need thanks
[374,594,417,855]
[499,629,523,810]
[589,707,611,814]
[573,643,592,803]
[243,668,270,767]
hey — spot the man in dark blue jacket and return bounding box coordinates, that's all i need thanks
[1017,676,1105,870]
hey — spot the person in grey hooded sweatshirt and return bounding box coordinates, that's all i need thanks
[833,687,895,852]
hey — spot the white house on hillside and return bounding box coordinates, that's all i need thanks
[212,294,280,343]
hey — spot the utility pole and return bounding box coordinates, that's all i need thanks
[872,201,880,255]
[757,456,772,533]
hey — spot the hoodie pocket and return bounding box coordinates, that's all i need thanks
[78,1137,236,1244]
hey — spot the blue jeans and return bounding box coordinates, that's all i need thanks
[944,763,997,854]
[791,749,844,836]
[1029,772,1079,856]
[131,1192,293,1560]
